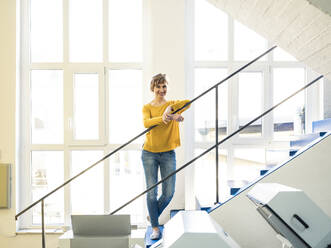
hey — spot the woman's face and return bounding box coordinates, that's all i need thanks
[153,82,167,98]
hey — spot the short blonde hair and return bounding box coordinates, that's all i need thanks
[150,73,167,92]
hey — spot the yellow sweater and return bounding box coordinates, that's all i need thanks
[142,100,190,153]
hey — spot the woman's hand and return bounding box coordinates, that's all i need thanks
[162,113,171,124]
[162,106,173,124]
[162,106,184,124]
[172,114,184,122]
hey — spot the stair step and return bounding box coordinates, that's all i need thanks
[230,187,240,196]
[170,209,183,219]
[154,210,240,247]
[312,118,331,133]
[200,206,213,212]
[145,226,164,248]
[290,132,326,147]
[260,169,269,176]
[289,149,298,156]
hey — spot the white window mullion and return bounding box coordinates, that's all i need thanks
[107,62,142,70]
[228,14,234,62]
[263,64,273,142]
[103,0,109,63]
[103,0,110,213]
[63,149,71,227]
[104,154,110,213]
[227,15,235,140]
[264,40,273,142]
[195,61,230,68]
[99,67,107,145]
[305,67,322,133]
[229,74,239,137]
[64,68,73,147]
[30,64,64,70]
[63,0,69,65]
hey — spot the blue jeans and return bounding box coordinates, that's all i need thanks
[141,150,176,227]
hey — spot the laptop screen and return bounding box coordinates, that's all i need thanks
[71,215,131,236]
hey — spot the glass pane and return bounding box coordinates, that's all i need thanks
[31,151,64,224]
[71,151,104,214]
[109,0,142,62]
[230,148,265,186]
[109,70,143,144]
[109,151,145,225]
[194,149,228,206]
[69,0,103,62]
[195,0,228,61]
[274,48,297,61]
[238,72,263,137]
[31,0,63,62]
[73,74,99,140]
[31,70,63,144]
[273,68,305,139]
[194,69,228,142]
[234,21,267,61]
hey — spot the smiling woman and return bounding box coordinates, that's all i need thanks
[141,73,190,240]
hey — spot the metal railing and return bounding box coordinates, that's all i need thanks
[109,75,323,215]
[15,45,290,247]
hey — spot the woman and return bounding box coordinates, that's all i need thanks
[141,73,190,240]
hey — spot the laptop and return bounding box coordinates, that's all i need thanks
[71,215,131,236]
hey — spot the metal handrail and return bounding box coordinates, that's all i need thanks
[15,45,277,221]
[109,75,323,215]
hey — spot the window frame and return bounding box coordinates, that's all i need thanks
[19,0,145,229]
[190,0,323,205]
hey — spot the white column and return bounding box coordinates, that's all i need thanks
[145,0,198,218]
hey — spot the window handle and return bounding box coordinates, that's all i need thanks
[68,118,73,129]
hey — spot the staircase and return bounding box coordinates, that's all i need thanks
[56,128,330,248]
[58,120,330,248]
[144,119,331,247]
[228,118,331,197]
[209,131,331,248]
[58,126,331,248]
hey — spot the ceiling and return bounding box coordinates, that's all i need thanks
[206,0,331,79]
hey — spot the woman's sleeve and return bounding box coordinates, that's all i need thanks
[170,100,191,114]
[142,105,164,128]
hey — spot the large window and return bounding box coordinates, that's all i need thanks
[21,0,144,228]
[193,0,322,205]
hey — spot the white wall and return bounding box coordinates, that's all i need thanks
[144,0,192,224]
[0,0,18,240]
[210,134,331,248]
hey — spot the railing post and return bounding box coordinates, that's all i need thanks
[41,200,46,248]
[215,86,219,204]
